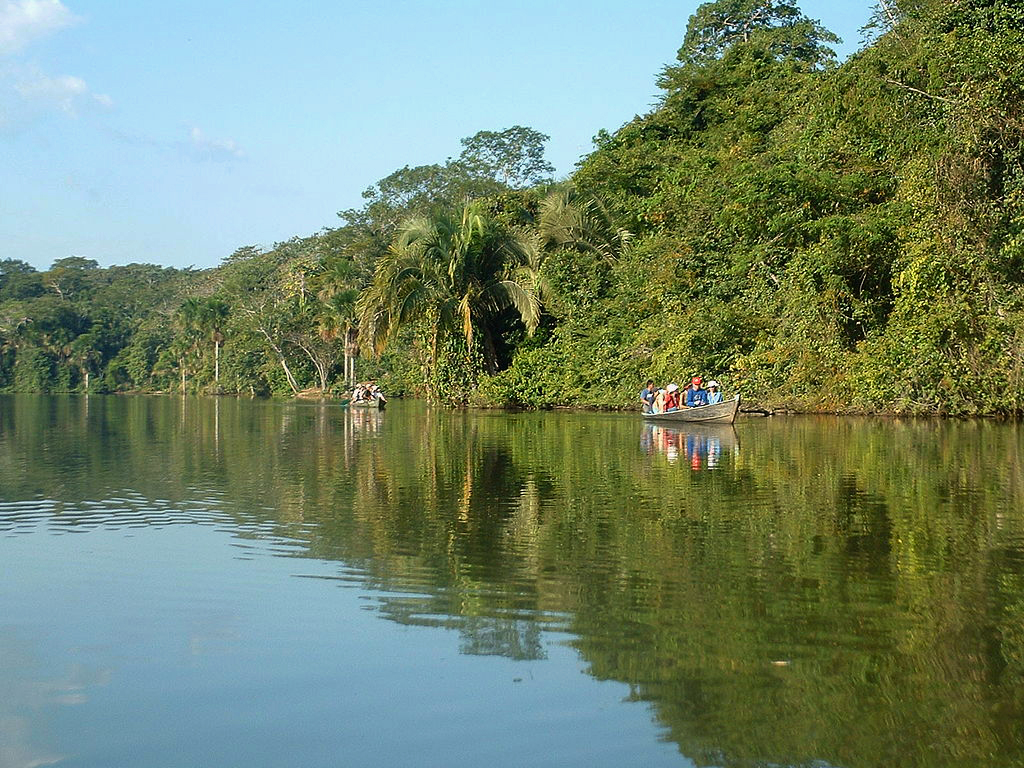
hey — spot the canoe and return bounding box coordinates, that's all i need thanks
[642,394,740,424]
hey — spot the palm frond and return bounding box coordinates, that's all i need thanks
[538,186,631,263]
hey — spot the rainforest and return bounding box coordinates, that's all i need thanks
[2,0,1023,415]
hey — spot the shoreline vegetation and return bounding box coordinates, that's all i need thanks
[3,0,1023,417]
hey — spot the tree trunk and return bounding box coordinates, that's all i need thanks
[315,359,328,391]
[214,340,220,383]
[278,356,300,394]
[482,329,499,375]
[255,327,300,394]
[294,341,328,392]
[180,360,186,393]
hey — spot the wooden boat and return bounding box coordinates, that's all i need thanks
[350,397,385,410]
[642,394,740,424]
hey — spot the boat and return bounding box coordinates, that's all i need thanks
[642,394,740,424]
[350,397,385,410]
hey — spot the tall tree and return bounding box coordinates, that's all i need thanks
[358,203,542,397]
[200,298,230,384]
[314,256,362,387]
[672,0,840,69]
[458,126,556,189]
[339,126,555,235]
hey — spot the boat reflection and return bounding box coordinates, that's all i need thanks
[641,422,739,469]
[348,404,383,433]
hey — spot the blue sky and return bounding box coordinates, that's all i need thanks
[1,1,874,271]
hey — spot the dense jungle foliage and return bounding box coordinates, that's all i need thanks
[3,0,1023,414]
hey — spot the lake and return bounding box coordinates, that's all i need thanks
[1,395,1023,768]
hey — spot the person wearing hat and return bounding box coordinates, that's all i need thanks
[664,383,680,412]
[706,380,723,404]
[684,376,707,407]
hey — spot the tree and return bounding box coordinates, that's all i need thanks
[314,256,362,388]
[44,257,99,301]
[340,162,502,236]
[670,0,839,71]
[176,298,205,392]
[202,298,230,384]
[177,296,230,387]
[0,259,43,301]
[219,250,305,395]
[339,126,556,235]
[358,203,542,399]
[68,333,102,391]
[458,126,555,189]
[536,186,633,263]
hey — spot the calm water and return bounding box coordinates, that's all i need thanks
[1,395,1023,768]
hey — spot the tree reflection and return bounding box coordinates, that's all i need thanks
[2,397,1024,767]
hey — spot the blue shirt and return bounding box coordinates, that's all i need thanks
[685,387,707,407]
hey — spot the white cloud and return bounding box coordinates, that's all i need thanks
[16,69,83,110]
[0,2,104,126]
[0,2,112,129]
[0,0,77,55]
[189,125,244,161]
[3,63,111,120]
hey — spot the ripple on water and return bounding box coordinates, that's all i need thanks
[0,492,264,537]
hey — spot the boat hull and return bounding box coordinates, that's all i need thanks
[642,395,740,424]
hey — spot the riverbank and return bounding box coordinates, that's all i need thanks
[6,386,1019,419]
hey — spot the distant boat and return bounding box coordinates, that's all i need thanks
[642,394,740,424]
[351,397,385,410]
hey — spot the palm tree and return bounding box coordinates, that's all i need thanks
[314,257,361,388]
[179,297,229,386]
[358,202,541,384]
[536,186,632,263]
[200,298,229,385]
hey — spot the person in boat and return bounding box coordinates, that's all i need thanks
[664,383,681,412]
[639,380,656,413]
[684,376,707,408]
[370,383,387,404]
[652,388,667,414]
[706,380,723,405]
[354,382,377,403]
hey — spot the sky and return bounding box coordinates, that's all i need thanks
[1,0,875,271]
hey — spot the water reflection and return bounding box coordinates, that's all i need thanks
[641,423,738,469]
[2,396,1024,768]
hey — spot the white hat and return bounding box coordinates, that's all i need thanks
[666,383,679,392]
[708,380,719,388]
